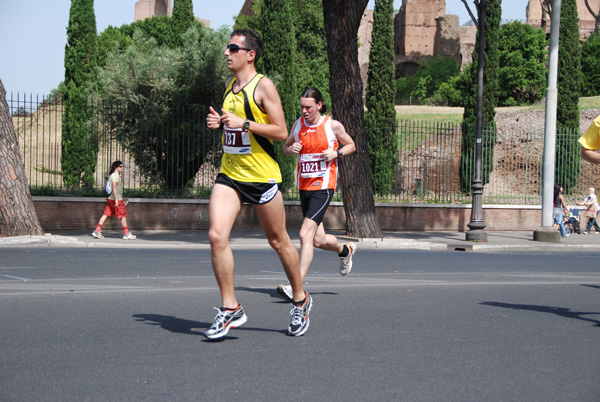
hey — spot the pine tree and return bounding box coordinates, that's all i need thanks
[365,0,397,196]
[0,79,44,236]
[61,0,98,189]
[171,0,195,47]
[556,0,582,194]
[260,0,298,194]
[460,0,501,194]
[323,0,381,238]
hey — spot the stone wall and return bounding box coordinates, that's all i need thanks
[134,0,209,27]
[526,0,600,40]
[33,197,542,233]
[134,0,172,22]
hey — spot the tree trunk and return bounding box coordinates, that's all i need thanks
[584,0,600,34]
[323,0,381,238]
[0,79,44,236]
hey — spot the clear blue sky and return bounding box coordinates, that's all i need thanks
[0,0,526,97]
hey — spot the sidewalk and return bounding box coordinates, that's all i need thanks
[2,229,600,252]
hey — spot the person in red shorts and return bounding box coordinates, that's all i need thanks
[92,161,137,240]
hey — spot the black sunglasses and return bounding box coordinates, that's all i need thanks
[226,44,252,53]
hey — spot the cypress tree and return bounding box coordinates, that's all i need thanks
[290,0,331,106]
[556,0,581,193]
[581,33,600,97]
[260,0,298,194]
[171,0,195,47]
[365,0,397,196]
[236,0,331,105]
[61,0,98,189]
[460,0,501,194]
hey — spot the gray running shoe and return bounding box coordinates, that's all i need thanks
[277,284,293,302]
[288,292,313,337]
[339,242,356,275]
[204,304,248,340]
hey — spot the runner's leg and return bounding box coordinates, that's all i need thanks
[298,218,319,280]
[255,191,303,302]
[208,184,243,309]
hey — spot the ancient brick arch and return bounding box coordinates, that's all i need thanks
[134,0,173,22]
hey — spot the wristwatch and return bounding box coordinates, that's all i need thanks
[243,119,250,130]
[337,150,343,159]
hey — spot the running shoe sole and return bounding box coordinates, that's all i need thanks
[277,284,293,302]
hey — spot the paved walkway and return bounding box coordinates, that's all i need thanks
[2,229,600,251]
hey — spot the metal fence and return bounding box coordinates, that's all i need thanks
[9,94,600,205]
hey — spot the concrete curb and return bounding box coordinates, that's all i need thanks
[3,233,600,252]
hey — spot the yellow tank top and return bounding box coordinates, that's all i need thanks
[219,74,282,183]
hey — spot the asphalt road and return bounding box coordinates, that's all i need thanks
[1,247,599,401]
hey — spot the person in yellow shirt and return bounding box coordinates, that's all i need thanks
[204,29,310,339]
[579,115,600,163]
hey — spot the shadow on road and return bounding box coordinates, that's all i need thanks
[480,301,600,328]
[133,314,207,335]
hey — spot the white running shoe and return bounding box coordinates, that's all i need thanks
[123,233,137,240]
[288,292,313,337]
[277,284,293,302]
[91,231,104,239]
[204,304,248,339]
[339,242,356,275]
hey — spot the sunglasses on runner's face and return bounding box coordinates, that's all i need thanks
[226,44,252,53]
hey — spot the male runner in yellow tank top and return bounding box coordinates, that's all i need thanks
[205,29,311,339]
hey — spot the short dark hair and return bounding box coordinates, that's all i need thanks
[300,87,327,113]
[231,29,263,65]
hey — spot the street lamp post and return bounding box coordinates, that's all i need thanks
[466,0,488,242]
[534,0,562,243]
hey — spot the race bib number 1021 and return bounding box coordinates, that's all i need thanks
[300,153,327,178]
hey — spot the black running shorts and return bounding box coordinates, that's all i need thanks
[215,173,280,204]
[300,189,334,225]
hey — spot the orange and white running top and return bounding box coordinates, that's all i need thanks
[292,115,339,191]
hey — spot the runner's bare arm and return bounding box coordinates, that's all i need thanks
[581,147,600,164]
[240,77,287,141]
[332,119,356,156]
[283,121,302,155]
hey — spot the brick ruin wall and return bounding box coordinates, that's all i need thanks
[392,0,600,79]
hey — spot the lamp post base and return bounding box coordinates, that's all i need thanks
[533,226,561,243]
[465,228,488,242]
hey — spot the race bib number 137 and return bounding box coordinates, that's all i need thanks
[223,126,252,155]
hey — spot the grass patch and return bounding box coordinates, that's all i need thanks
[397,113,462,123]
[580,96,600,109]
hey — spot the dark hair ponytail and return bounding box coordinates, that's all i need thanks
[300,87,327,113]
[109,161,123,175]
